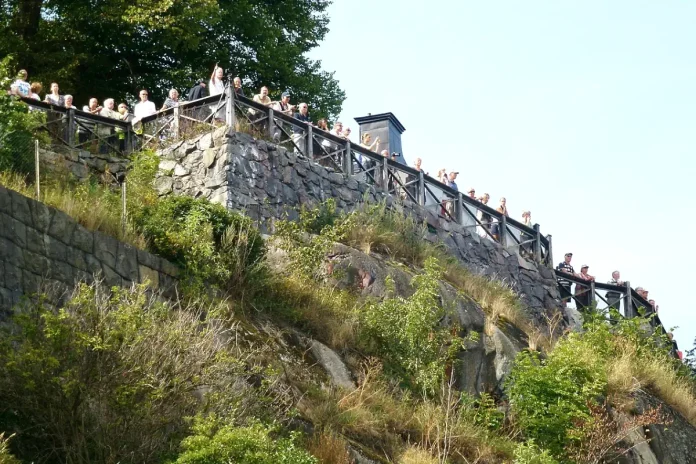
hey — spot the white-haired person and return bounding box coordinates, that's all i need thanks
[161,88,180,110]
[99,98,122,154]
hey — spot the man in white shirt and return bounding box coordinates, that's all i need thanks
[134,89,156,119]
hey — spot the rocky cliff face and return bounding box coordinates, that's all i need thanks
[155,129,563,326]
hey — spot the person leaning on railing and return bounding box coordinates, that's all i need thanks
[9,69,31,97]
[98,98,122,154]
[117,103,133,152]
[556,252,577,307]
[292,102,312,154]
[233,77,245,98]
[574,264,595,310]
[29,82,42,101]
[477,193,492,238]
[359,132,380,185]
[491,197,509,242]
[271,91,296,142]
[606,270,625,313]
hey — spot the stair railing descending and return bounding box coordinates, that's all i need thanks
[18,94,676,354]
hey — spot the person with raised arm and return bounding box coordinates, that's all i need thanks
[209,65,225,96]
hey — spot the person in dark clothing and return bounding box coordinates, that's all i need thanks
[187,80,208,121]
[292,102,311,154]
[556,252,577,307]
[606,270,624,313]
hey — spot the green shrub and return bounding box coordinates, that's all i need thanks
[135,195,265,293]
[360,257,465,395]
[505,336,607,457]
[513,441,559,464]
[0,282,238,464]
[172,415,317,464]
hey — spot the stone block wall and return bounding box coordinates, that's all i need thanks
[156,129,562,322]
[0,185,178,312]
[40,146,129,182]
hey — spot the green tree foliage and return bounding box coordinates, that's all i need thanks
[134,195,266,294]
[1,0,345,120]
[0,283,240,463]
[0,56,44,174]
[172,416,317,464]
[360,257,465,395]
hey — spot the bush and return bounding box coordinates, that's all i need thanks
[360,257,465,395]
[0,282,239,464]
[513,441,559,464]
[135,195,265,294]
[172,416,317,464]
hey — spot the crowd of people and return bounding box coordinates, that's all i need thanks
[7,67,672,345]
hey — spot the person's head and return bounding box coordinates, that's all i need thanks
[522,210,531,220]
[343,127,351,136]
[298,102,308,115]
[649,299,656,306]
[581,264,589,274]
[612,270,620,280]
[103,98,115,110]
[30,82,42,95]
[64,95,73,107]
[334,121,343,132]
[317,118,328,130]
[168,88,179,100]
[233,76,242,88]
[391,152,397,160]
[643,289,649,299]
[260,86,269,97]
[17,69,28,80]
[480,193,490,204]
[564,252,573,264]
[415,157,422,167]
[467,188,475,198]
[500,197,506,205]
[361,132,371,144]
[215,67,224,79]
[88,97,99,110]
[281,91,290,104]
[382,150,390,157]
[50,82,59,94]
[118,103,128,114]
[448,171,458,181]
[139,89,149,102]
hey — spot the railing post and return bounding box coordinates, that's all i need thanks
[173,106,180,140]
[67,108,76,148]
[344,141,353,176]
[456,193,464,224]
[306,125,313,158]
[624,281,633,318]
[34,139,40,200]
[533,224,542,263]
[125,126,133,155]
[267,108,275,140]
[418,171,425,206]
[589,280,596,307]
[121,180,127,235]
[225,84,235,128]
[383,157,389,193]
[546,234,553,268]
[500,215,507,246]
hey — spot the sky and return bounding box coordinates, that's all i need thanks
[309,1,696,351]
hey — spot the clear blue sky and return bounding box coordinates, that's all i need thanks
[309,1,696,351]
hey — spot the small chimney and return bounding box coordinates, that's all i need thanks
[354,112,406,164]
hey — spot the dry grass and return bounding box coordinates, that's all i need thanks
[306,432,352,464]
[299,361,516,464]
[607,342,696,426]
[0,170,146,248]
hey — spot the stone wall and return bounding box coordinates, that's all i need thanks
[156,129,562,322]
[39,146,129,182]
[0,185,178,312]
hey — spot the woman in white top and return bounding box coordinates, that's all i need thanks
[209,66,225,96]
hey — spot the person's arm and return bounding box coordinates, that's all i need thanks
[210,65,218,84]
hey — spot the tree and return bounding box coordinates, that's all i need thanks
[0,0,345,120]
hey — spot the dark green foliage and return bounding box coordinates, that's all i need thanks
[1,0,345,120]
[134,195,265,293]
[0,283,239,464]
[0,56,45,174]
[172,416,317,464]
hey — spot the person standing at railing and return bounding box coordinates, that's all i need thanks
[606,270,625,313]
[443,171,459,219]
[44,82,64,106]
[477,193,492,238]
[359,133,380,185]
[292,102,312,154]
[574,265,595,310]
[63,95,76,109]
[467,188,476,200]
[43,82,65,141]
[556,252,578,307]
[161,89,180,110]
[29,82,42,101]
[98,98,122,154]
[271,91,296,142]
[209,65,226,123]
[77,98,102,146]
[117,103,133,152]
[520,211,534,258]
[491,197,509,242]
[233,77,245,97]
[9,70,30,97]
[332,121,343,138]
[341,127,352,140]
[187,79,207,101]
[134,89,156,119]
